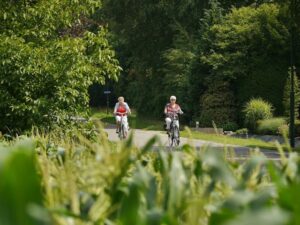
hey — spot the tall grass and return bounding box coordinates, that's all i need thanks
[1,125,300,225]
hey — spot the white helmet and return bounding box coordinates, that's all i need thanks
[170,95,176,100]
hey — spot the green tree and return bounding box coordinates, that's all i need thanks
[162,24,196,115]
[202,3,289,80]
[101,0,216,117]
[188,0,225,118]
[0,0,121,132]
[198,3,291,122]
[100,0,299,123]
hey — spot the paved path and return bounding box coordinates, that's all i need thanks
[105,127,287,160]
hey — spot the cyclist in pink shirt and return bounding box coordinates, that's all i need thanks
[164,95,183,132]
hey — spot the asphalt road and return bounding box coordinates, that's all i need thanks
[104,127,287,160]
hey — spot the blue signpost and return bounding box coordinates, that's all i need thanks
[104,90,111,115]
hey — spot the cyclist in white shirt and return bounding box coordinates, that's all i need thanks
[113,96,131,134]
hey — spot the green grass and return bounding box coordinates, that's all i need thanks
[181,129,289,150]
[90,107,163,130]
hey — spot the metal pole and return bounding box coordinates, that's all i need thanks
[290,0,296,148]
[290,72,295,148]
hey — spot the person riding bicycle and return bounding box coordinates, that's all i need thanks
[114,96,131,134]
[164,95,183,133]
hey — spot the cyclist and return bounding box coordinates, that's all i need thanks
[164,95,183,133]
[113,96,131,134]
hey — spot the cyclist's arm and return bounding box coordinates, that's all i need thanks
[113,103,118,115]
[125,103,131,115]
[164,105,169,115]
[176,105,183,115]
[178,108,183,115]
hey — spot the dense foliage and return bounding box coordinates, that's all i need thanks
[1,0,299,132]
[1,131,300,225]
[0,0,121,133]
[198,81,237,127]
[98,0,300,129]
[2,1,300,225]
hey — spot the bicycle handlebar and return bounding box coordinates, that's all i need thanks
[165,112,183,117]
[115,112,128,116]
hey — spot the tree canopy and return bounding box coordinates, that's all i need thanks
[0,0,121,132]
[1,0,299,131]
[100,0,299,127]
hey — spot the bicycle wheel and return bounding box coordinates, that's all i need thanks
[122,123,127,139]
[169,128,177,148]
[119,124,125,140]
[168,128,174,148]
[173,126,179,147]
[168,132,173,147]
[118,126,122,139]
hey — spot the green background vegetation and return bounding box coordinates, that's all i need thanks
[0,129,299,225]
[100,0,300,130]
[1,0,299,134]
[1,1,300,225]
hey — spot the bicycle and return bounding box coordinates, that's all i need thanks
[117,113,128,140]
[167,114,180,148]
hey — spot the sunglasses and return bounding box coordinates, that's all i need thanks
[171,99,176,101]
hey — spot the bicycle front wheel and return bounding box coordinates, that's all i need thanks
[168,133,173,147]
[173,126,180,147]
[122,124,127,139]
[119,124,125,140]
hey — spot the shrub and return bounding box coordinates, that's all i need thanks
[199,81,237,127]
[235,128,248,135]
[222,121,239,131]
[243,98,273,131]
[257,117,287,135]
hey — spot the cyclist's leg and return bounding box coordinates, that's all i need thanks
[175,120,180,144]
[165,117,171,131]
[175,120,180,133]
[116,116,121,133]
